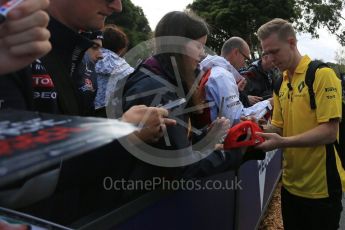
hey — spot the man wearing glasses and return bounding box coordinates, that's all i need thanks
[221,36,253,107]
[198,36,273,128]
[221,36,252,70]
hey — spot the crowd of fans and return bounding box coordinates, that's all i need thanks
[0,0,343,229]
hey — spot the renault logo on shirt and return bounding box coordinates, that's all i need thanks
[298,81,305,93]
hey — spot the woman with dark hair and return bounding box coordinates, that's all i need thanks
[102,24,129,57]
[120,11,248,179]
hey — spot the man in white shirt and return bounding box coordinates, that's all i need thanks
[199,37,272,127]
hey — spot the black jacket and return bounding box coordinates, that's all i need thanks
[0,69,33,111]
[0,17,97,116]
[40,17,97,116]
[243,60,280,98]
[122,55,245,179]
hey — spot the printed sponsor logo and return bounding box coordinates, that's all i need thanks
[325,87,337,93]
[0,118,82,156]
[0,126,84,156]
[32,74,54,88]
[298,81,305,93]
[80,78,95,92]
[34,91,57,99]
[0,118,70,138]
[258,150,277,210]
[227,101,241,108]
[226,95,237,100]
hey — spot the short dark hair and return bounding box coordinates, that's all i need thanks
[102,24,129,55]
[154,11,209,40]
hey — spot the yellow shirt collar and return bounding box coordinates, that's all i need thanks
[283,55,311,81]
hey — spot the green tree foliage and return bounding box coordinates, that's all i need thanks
[335,48,345,66]
[188,0,344,55]
[188,0,297,54]
[331,48,345,77]
[105,0,152,49]
[295,0,345,46]
[327,62,345,78]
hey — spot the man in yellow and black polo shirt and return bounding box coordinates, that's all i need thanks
[256,18,343,230]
